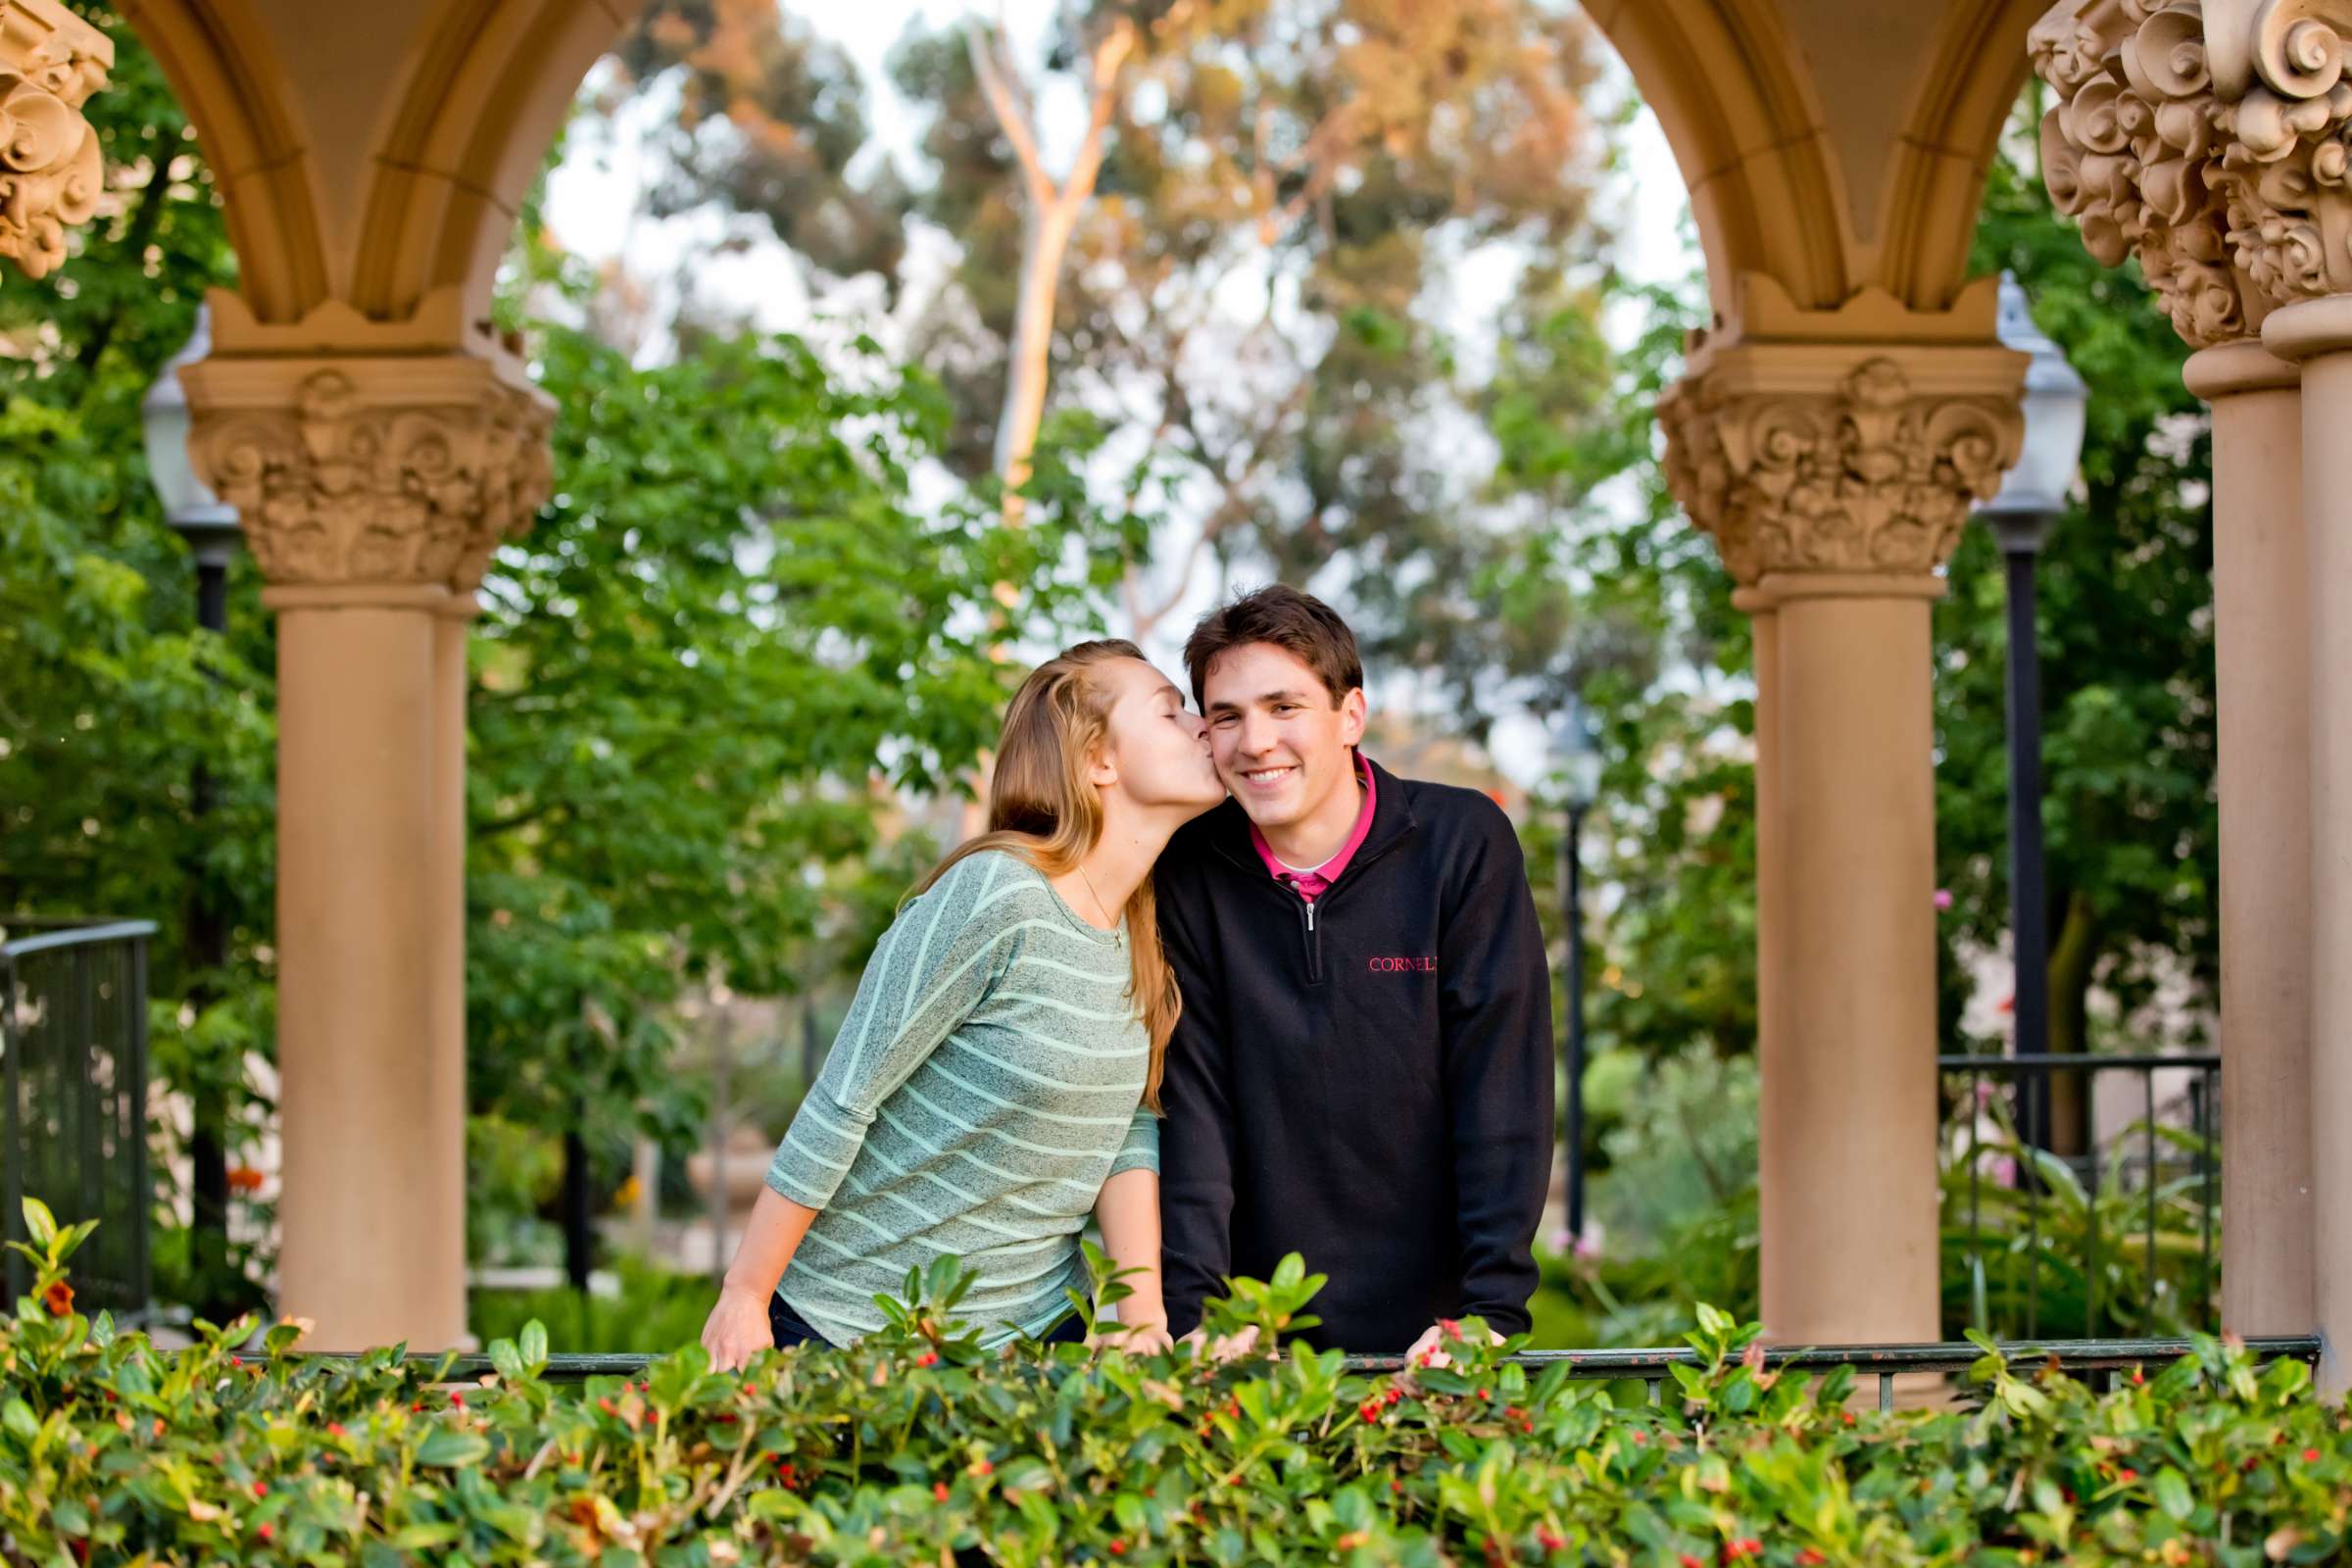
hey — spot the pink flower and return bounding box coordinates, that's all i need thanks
[1934,888,1954,911]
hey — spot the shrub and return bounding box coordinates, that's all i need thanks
[6,1200,2348,1566]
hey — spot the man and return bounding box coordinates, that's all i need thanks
[1155,583,1555,1356]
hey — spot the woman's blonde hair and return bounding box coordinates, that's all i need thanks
[909,639,1180,1110]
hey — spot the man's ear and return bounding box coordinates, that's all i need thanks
[1338,688,1369,748]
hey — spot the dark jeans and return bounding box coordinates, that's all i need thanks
[767,1292,1088,1348]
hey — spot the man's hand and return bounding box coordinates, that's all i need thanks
[700,1282,776,1372]
[1087,1313,1176,1355]
[1403,1318,1504,1371]
[1177,1323,1263,1363]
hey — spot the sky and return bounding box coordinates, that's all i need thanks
[539,2,1700,787]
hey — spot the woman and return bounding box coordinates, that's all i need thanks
[700,640,1226,1368]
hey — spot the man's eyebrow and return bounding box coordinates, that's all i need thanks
[1205,688,1314,712]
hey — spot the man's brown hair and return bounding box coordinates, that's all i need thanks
[1182,584,1364,710]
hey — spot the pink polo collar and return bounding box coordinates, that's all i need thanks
[1250,754,1376,903]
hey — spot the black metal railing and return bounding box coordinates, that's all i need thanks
[312,1335,2323,1413]
[1,918,156,1317]
[1938,1052,2219,1342]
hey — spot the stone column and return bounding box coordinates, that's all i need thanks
[1731,585,1785,1221]
[427,599,474,1345]
[1665,317,2025,1348]
[2183,343,2312,1339]
[0,0,111,282]
[2033,0,2346,1364]
[183,338,550,1349]
[2267,297,2352,1392]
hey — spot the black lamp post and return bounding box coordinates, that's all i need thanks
[1976,273,2088,1153]
[1552,697,1604,1247]
[141,305,243,1305]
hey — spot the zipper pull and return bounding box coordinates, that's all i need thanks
[1305,900,1317,932]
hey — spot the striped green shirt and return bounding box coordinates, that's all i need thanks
[765,849,1157,1348]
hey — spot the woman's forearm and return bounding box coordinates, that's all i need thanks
[721,1184,821,1298]
[1093,1167,1165,1325]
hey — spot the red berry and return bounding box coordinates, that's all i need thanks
[1797,1552,1826,1567]
[915,1350,939,1368]
[256,1524,272,1544]
[252,1480,268,1497]
[933,1482,950,1501]
[1386,1389,1402,1405]
[2305,1446,2323,1462]
[326,1422,345,1437]
[2118,1467,2137,1482]
[411,1401,424,1413]
[974,1459,993,1475]
[230,1356,242,1367]
[1108,1542,1126,1556]
[449,1392,464,1408]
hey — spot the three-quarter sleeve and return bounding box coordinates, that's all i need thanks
[1107,1104,1160,1178]
[765,854,1021,1210]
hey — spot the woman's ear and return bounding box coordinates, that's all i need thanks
[1089,744,1119,791]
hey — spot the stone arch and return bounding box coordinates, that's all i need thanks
[113,0,330,322]
[110,0,634,332]
[1589,0,2047,321]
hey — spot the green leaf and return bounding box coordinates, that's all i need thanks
[996,1458,1054,1494]
[2152,1466,2194,1522]
[2,1398,35,1445]
[519,1318,548,1371]
[22,1197,55,1249]
[414,1426,491,1467]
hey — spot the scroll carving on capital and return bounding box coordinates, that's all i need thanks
[2033,0,2352,339]
[1661,359,2025,581]
[0,0,112,281]
[191,368,555,591]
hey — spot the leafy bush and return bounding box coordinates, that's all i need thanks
[470,1258,713,1356]
[8,1200,2349,1566]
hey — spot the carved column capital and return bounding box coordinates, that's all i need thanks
[1662,347,2026,588]
[2033,0,2352,340]
[181,352,553,599]
[0,0,112,282]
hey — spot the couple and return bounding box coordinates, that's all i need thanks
[700,585,1554,1367]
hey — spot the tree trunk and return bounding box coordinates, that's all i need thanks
[2044,889,2100,1157]
[995,201,1081,520]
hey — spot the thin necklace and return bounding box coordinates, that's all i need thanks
[1075,860,1121,938]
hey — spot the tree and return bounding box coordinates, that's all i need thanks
[892,0,1612,647]
[610,1,909,296]
[1948,112,2218,1113]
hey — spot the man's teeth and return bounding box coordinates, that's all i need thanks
[1244,766,1294,781]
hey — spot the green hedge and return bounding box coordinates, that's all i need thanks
[7,1200,2350,1566]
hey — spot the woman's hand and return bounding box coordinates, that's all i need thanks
[701,1282,776,1372]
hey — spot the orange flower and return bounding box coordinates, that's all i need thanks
[41,1279,74,1317]
[227,1166,267,1195]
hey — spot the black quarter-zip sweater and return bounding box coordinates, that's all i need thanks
[1154,755,1555,1351]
